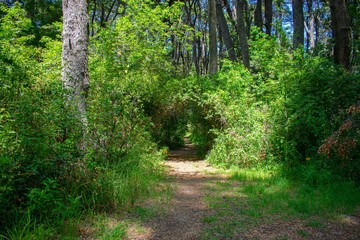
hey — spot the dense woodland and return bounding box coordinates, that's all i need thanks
[0,0,359,238]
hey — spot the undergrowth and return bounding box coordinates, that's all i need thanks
[202,164,360,239]
[1,3,359,239]
[0,3,172,239]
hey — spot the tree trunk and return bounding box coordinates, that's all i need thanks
[223,0,236,29]
[264,0,272,35]
[209,0,218,74]
[254,0,263,30]
[62,0,90,149]
[201,31,208,74]
[314,0,320,48]
[216,0,236,62]
[243,0,251,37]
[236,0,250,69]
[292,0,304,49]
[307,0,316,49]
[193,37,200,75]
[274,0,284,43]
[329,0,351,70]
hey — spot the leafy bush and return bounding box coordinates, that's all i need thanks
[0,4,72,228]
[203,63,271,167]
[0,2,171,236]
[283,56,359,160]
[201,30,360,183]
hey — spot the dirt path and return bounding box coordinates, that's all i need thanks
[127,140,220,240]
[126,141,360,240]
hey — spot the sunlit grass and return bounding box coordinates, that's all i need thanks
[224,164,360,216]
[202,163,360,239]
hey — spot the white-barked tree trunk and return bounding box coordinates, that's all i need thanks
[62,0,90,149]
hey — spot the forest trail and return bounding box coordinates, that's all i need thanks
[125,140,360,240]
[127,139,220,240]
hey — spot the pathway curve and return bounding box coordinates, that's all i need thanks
[128,140,220,240]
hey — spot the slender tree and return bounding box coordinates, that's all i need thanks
[305,0,315,50]
[348,0,360,66]
[209,0,218,74]
[254,0,263,30]
[62,0,90,148]
[223,0,236,28]
[89,0,126,36]
[292,0,304,48]
[237,0,250,68]
[216,0,236,62]
[329,0,351,70]
[264,0,272,35]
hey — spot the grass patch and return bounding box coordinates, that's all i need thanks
[87,174,173,239]
[202,216,217,224]
[297,229,310,238]
[0,152,171,240]
[0,216,54,240]
[230,165,360,217]
[201,164,360,239]
[87,214,127,240]
[305,219,325,229]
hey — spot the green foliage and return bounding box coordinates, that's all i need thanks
[0,10,84,228]
[81,1,178,212]
[202,63,270,167]
[1,214,54,240]
[199,30,360,183]
[202,166,360,239]
[88,0,186,150]
[1,1,359,239]
[0,2,171,237]
[0,4,65,228]
[282,55,359,160]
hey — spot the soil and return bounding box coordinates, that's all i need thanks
[126,140,219,240]
[126,140,360,240]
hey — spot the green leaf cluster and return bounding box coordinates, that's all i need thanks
[0,2,180,235]
[188,30,360,181]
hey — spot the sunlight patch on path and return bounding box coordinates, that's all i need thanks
[126,142,222,240]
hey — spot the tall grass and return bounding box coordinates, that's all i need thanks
[229,164,360,217]
[203,164,360,239]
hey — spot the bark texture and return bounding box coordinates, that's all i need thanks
[264,0,272,35]
[62,0,90,138]
[237,0,250,69]
[329,0,351,70]
[254,0,263,30]
[216,0,236,62]
[209,0,218,74]
[305,0,315,50]
[292,0,304,48]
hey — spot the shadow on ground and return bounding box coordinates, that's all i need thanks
[126,140,222,240]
